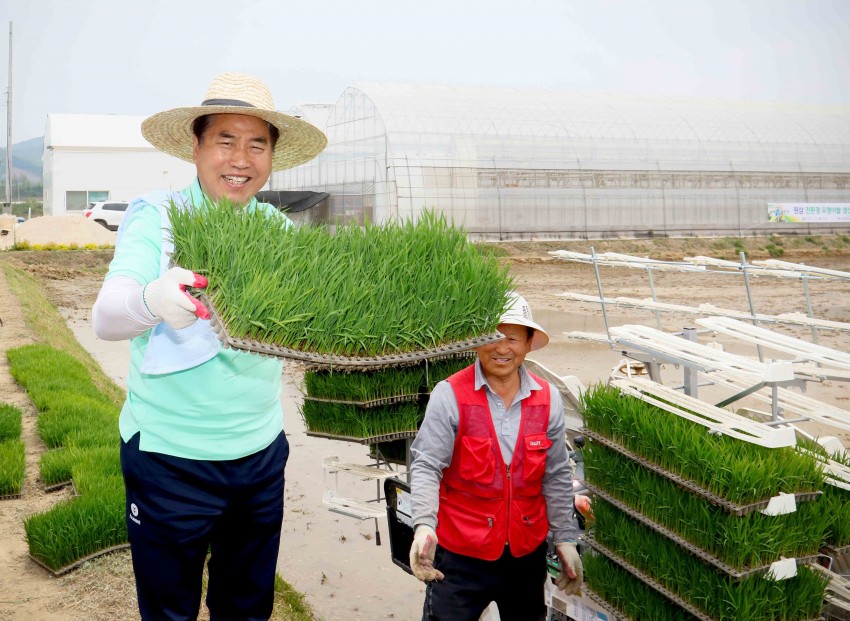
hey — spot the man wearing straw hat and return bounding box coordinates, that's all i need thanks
[93,73,326,620]
[409,292,582,620]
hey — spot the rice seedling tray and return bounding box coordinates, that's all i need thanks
[203,293,503,370]
[585,481,820,579]
[305,429,418,445]
[582,428,821,515]
[581,587,627,621]
[302,393,421,409]
[582,532,715,621]
[29,542,130,577]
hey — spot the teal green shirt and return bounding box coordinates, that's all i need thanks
[106,179,289,460]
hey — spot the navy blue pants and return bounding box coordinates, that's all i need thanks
[422,542,547,621]
[120,431,289,621]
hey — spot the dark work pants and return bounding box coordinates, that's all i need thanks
[422,542,547,621]
[120,431,289,621]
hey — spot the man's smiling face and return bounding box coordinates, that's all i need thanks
[192,113,273,206]
[476,323,533,384]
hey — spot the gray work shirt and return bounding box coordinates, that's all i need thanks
[409,360,577,543]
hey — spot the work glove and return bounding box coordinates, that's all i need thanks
[142,267,210,330]
[409,525,444,582]
[554,541,583,596]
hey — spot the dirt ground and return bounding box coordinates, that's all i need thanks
[0,238,849,620]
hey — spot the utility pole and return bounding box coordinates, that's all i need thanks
[4,21,12,214]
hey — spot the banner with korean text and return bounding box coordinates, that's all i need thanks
[768,203,850,223]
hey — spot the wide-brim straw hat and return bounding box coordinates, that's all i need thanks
[499,291,550,351]
[141,73,327,172]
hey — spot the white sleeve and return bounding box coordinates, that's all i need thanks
[92,276,159,341]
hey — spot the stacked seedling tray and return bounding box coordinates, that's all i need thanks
[169,200,511,443]
[302,355,473,447]
[580,383,831,621]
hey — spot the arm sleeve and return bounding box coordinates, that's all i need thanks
[409,381,459,531]
[542,388,578,542]
[92,276,158,340]
[92,202,163,341]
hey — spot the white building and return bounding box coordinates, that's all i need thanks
[42,114,196,216]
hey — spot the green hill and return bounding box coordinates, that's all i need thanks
[0,137,43,181]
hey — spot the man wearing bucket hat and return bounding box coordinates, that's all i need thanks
[92,73,326,620]
[408,291,582,620]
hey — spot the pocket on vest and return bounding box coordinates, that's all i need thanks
[459,436,496,483]
[523,433,552,484]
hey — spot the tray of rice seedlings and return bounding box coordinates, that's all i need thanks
[301,356,474,439]
[0,440,25,499]
[584,553,701,621]
[585,442,829,572]
[0,403,24,499]
[304,365,426,408]
[301,400,424,444]
[369,439,409,465]
[25,487,128,575]
[168,201,511,369]
[581,384,823,514]
[587,499,829,621]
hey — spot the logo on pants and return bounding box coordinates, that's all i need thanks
[130,502,141,525]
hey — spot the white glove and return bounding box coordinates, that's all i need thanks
[142,267,210,330]
[555,541,583,595]
[409,525,444,582]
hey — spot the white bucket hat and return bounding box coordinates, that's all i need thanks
[499,291,549,351]
[141,73,327,172]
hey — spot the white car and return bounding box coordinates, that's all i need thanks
[84,201,129,231]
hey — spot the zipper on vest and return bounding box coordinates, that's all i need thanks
[505,464,511,546]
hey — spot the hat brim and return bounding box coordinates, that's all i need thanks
[141,105,327,172]
[497,319,550,351]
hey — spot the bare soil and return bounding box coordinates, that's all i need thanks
[0,238,849,620]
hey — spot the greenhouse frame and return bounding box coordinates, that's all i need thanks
[273,83,850,240]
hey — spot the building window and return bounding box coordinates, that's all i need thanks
[66,190,109,211]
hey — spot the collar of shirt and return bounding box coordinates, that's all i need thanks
[180,177,259,211]
[473,359,542,403]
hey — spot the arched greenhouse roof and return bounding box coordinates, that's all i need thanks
[339,82,850,172]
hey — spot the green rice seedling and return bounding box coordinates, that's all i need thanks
[35,396,119,449]
[0,403,23,442]
[592,499,828,621]
[581,384,823,504]
[39,446,119,489]
[423,356,475,391]
[24,492,127,572]
[0,440,25,496]
[168,199,513,357]
[583,553,700,621]
[7,344,106,403]
[40,448,76,488]
[369,439,409,465]
[585,442,829,569]
[305,366,426,402]
[819,484,850,548]
[301,400,423,439]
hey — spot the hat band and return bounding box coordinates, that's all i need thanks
[201,98,257,108]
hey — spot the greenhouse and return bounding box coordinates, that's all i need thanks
[272,82,850,240]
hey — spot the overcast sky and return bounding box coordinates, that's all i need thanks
[2,0,849,143]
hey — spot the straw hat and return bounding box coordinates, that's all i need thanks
[499,291,549,351]
[141,73,327,171]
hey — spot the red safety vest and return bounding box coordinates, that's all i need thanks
[436,364,552,561]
